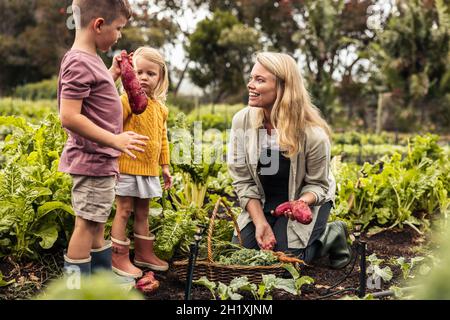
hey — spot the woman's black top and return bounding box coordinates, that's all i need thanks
[257,148,291,214]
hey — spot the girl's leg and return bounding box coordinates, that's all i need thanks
[111,196,134,241]
[111,196,142,278]
[66,217,98,259]
[133,197,169,271]
[133,197,150,236]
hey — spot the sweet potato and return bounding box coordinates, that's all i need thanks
[274,200,313,225]
[135,271,159,294]
[119,51,148,115]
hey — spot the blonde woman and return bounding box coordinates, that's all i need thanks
[111,47,172,278]
[227,52,351,268]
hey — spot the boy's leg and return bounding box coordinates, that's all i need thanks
[133,198,168,271]
[64,217,97,278]
[93,223,106,249]
[111,196,142,278]
[67,217,97,259]
[90,223,113,272]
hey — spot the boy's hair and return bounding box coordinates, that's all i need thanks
[73,0,132,28]
[133,47,169,103]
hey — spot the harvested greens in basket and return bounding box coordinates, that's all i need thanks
[218,249,279,266]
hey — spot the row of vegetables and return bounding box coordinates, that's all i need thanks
[0,112,448,265]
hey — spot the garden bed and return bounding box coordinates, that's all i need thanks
[0,228,424,300]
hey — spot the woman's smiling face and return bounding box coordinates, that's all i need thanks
[247,62,278,109]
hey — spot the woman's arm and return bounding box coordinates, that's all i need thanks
[300,127,332,206]
[246,199,276,250]
[227,112,276,249]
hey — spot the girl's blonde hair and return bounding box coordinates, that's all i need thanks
[133,47,169,103]
[253,52,332,157]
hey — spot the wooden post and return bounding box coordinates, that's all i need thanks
[376,93,383,134]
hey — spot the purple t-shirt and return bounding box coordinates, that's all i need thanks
[57,49,123,176]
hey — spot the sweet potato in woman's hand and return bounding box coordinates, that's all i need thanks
[274,200,313,225]
[119,50,148,115]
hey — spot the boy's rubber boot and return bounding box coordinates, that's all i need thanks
[92,240,136,290]
[316,221,352,269]
[133,233,169,272]
[63,252,91,289]
[90,240,112,272]
[111,237,143,279]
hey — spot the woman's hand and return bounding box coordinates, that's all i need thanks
[162,165,173,190]
[255,222,276,250]
[273,199,313,225]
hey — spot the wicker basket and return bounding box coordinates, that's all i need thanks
[172,199,287,284]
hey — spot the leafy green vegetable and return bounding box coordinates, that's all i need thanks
[331,134,450,234]
[0,115,74,259]
[217,249,279,266]
[193,266,314,300]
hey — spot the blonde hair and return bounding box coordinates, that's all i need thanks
[253,52,332,157]
[132,47,169,103]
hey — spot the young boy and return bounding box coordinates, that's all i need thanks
[58,0,148,277]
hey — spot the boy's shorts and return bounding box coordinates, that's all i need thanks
[71,175,117,223]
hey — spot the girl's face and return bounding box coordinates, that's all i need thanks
[134,57,161,96]
[247,62,278,109]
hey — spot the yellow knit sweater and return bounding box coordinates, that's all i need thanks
[118,94,170,176]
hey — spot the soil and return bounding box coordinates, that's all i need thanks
[144,227,424,300]
[0,227,425,300]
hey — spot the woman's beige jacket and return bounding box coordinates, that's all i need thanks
[227,107,336,248]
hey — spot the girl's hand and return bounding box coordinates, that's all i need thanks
[162,165,173,190]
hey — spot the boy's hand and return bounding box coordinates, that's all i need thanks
[110,50,134,82]
[114,131,148,159]
[161,165,173,190]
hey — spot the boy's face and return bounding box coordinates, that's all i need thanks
[135,57,161,96]
[94,15,128,52]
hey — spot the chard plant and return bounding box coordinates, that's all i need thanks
[193,264,314,300]
[367,254,393,284]
[168,113,223,210]
[0,115,74,259]
[331,134,449,235]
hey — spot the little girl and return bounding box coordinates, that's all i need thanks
[111,47,172,278]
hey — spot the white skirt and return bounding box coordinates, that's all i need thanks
[115,174,162,199]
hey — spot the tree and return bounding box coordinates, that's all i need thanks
[204,0,381,121]
[368,0,450,131]
[0,0,73,95]
[186,10,261,103]
[208,0,304,51]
